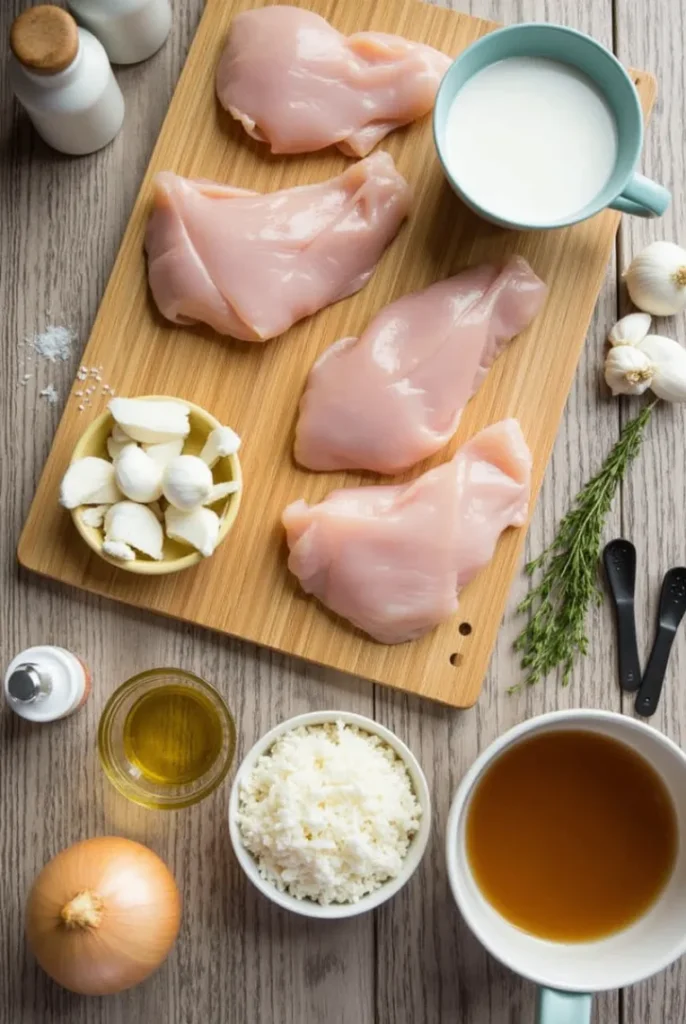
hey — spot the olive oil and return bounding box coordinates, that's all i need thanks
[123,684,224,786]
[466,729,678,942]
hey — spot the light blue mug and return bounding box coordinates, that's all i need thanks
[433,24,670,230]
[445,710,686,1024]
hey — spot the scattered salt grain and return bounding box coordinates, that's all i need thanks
[40,384,59,405]
[28,325,76,363]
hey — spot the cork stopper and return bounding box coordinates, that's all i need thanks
[10,5,79,74]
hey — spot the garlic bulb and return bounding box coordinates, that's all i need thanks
[604,346,655,396]
[637,335,686,401]
[624,242,686,316]
[608,312,651,347]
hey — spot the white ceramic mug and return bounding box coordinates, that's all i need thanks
[446,710,686,1023]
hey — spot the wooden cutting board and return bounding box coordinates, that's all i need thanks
[18,0,655,707]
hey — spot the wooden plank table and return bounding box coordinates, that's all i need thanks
[0,0,683,1021]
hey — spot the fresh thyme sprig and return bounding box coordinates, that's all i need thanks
[512,401,657,690]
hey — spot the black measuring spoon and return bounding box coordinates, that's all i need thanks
[635,567,686,718]
[603,539,641,692]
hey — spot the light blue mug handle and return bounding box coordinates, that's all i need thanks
[536,988,592,1024]
[609,172,671,217]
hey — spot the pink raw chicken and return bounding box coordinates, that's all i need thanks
[295,257,546,473]
[144,153,411,341]
[283,420,531,644]
[216,6,451,157]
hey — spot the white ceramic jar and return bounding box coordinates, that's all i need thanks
[9,6,124,156]
[68,0,172,65]
[4,646,92,722]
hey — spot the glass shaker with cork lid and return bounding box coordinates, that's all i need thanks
[8,5,124,155]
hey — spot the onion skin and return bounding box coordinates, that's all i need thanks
[26,836,181,995]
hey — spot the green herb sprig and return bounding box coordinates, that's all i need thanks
[513,401,657,690]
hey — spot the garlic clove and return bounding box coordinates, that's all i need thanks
[102,539,136,562]
[203,481,240,505]
[114,445,163,503]
[147,500,165,522]
[143,439,185,471]
[162,455,213,511]
[107,436,136,461]
[109,397,190,444]
[604,346,655,396]
[60,457,121,509]
[79,504,110,529]
[624,241,686,316]
[111,424,132,443]
[637,334,686,402]
[608,312,652,347]
[199,426,241,467]
[165,506,220,558]
[105,502,164,561]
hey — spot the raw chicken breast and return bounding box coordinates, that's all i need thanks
[216,6,451,157]
[145,153,411,342]
[295,257,546,472]
[283,420,531,644]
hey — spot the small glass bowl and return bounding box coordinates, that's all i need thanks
[98,669,236,810]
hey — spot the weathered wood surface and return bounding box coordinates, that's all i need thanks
[0,0,681,1021]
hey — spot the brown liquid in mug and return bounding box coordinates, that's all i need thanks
[466,730,678,942]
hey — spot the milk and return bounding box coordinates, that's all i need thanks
[444,57,618,225]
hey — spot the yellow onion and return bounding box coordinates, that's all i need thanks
[26,836,181,995]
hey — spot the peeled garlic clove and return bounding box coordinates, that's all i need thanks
[79,504,110,529]
[143,438,185,471]
[203,481,240,505]
[165,506,220,558]
[109,397,190,444]
[162,455,213,511]
[102,539,136,562]
[111,424,132,443]
[637,334,686,402]
[624,242,686,316]
[199,426,241,467]
[114,445,163,503]
[105,502,164,560]
[608,312,652,347]
[604,346,655,396]
[60,457,121,509]
[107,436,136,461]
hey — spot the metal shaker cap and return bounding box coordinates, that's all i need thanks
[6,663,51,703]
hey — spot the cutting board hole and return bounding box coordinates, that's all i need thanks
[450,653,463,667]
[459,622,472,636]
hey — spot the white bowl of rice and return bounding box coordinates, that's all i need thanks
[228,711,431,919]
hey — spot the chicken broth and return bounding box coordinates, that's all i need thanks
[444,57,618,225]
[466,729,678,942]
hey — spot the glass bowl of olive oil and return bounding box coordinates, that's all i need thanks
[98,669,235,809]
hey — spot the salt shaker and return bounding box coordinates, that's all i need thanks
[68,0,172,65]
[4,646,91,723]
[9,5,125,156]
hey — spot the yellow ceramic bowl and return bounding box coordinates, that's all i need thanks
[69,396,242,575]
